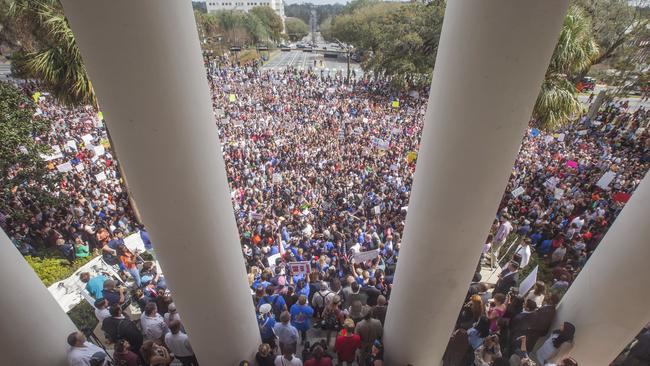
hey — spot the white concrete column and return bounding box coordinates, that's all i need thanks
[552,175,650,365]
[61,1,261,364]
[0,229,77,365]
[383,1,568,364]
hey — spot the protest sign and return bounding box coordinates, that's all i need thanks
[40,152,64,161]
[391,127,401,135]
[518,265,538,295]
[371,137,390,150]
[95,172,107,182]
[229,94,236,102]
[97,111,104,120]
[32,91,41,103]
[543,177,559,190]
[288,261,311,275]
[577,130,588,136]
[66,140,78,151]
[267,253,282,267]
[215,108,225,117]
[554,188,565,199]
[544,135,554,144]
[511,186,525,198]
[94,145,105,157]
[391,100,399,108]
[529,128,540,137]
[75,164,84,172]
[272,173,283,184]
[390,164,398,171]
[56,162,73,173]
[406,151,418,163]
[566,160,578,169]
[81,134,94,144]
[557,133,565,142]
[352,249,380,263]
[596,171,616,190]
[612,192,631,203]
[100,138,110,148]
[373,205,381,215]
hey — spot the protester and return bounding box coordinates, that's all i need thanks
[113,339,141,366]
[164,319,198,366]
[67,331,107,366]
[273,311,299,355]
[141,340,172,366]
[534,322,576,365]
[334,318,361,366]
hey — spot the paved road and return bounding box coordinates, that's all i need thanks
[261,49,363,76]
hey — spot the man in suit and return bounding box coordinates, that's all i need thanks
[509,299,538,349]
[494,261,519,295]
[526,293,559,350]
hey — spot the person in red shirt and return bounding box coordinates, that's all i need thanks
[303,345,333,366]
[335,318,361,366]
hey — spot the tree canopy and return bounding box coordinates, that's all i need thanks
[329,1,444,89]
[0,81,60,220]
[284,3,344,27]
[249,6,283,41]
[8,0,96,107]
[285,17,309,41]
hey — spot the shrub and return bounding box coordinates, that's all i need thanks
[24,252,95,287]
[67,301,97,331]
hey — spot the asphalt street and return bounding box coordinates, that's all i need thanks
[260,49,363,76]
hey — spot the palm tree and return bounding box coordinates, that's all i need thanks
[532,5,599,130]
[9,0,96,107]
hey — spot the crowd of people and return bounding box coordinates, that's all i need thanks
[1,58,648,366]
[1,82,140,263]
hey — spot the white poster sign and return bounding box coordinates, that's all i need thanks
[511,186,525,198]
[95,172,107,182]
[596,171,616,190]
[288,261,311,275]
[75,164,84,172]
[554,188,565,199]
[518,265,538,295]
[81,134,94,144]
[557,133,565,142]
[66,140,78,151]
[544,135,554,144]
[40,152,64,161]
[373,205,381,215]
[352,249,380,263]
[370,137,390,150]
[267,253,282,267]
[272,173,283,184]
[543,177,559,190]
[94,145,105,157]
[577,130,588,136]
[56,162,73,173]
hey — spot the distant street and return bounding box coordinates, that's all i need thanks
[261,31,363,75]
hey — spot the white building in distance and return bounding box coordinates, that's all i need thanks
[206,0,285,19]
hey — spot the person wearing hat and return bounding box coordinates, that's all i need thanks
[66,331,107,366]
[258,303,277,350]
[321,294,345,346]
[335,318,361,366]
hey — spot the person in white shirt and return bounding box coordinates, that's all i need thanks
[67,331,107,366]
[140,302,168,342]
[491,217,513,264]
[164,319,198,366]
[514,239,532,268]
[275,348,302,366]
[94,299,110,323]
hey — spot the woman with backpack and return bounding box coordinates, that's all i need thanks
[321,295,346,346]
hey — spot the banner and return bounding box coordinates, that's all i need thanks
[370,136,390,150]
[518,265,538,295]
[352,249,380,263]
[288,261,311,275]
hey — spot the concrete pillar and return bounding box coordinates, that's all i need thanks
[0,229,77,365]
[61,1,261,363]
[382,1,568,364]
[552,175,650,365]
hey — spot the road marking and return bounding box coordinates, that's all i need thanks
[288,51,299,67]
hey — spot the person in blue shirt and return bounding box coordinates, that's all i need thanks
[257,303,277,349]
[289,295,314,345]
[80,272,107,299]
[258,286,287,318]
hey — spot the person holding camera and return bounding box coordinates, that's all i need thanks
[474,334,502,366]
